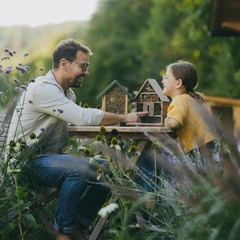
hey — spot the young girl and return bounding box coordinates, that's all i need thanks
[162,60,219,165]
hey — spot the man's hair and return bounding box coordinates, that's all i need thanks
[52,39,93,68]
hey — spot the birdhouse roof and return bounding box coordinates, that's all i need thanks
[134,78,170,102]
[96,79,134,100]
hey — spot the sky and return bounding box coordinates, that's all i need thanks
[0,0,99,27]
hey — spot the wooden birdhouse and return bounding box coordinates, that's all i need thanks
[134,78,170,123]
[97,80,134,114]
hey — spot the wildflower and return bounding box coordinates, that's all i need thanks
[89,154,101,164]
[13,78,20,84]
[40,128,46,132]
[99,125,106,134]
[95,134,102,141]
[96,168,104,175]
[111,129,119,137]
[83,103,89,108]
[89,158,95,164]
[110,137,118,145]
[30,132,36,139]
[19,140,27,149]
[15,87,24,93]
[14,142,22,152]
[9,140,16,148]
[110,137,121,150]
[20,66,29,73]
[151,142,159,150]
[20,85,27,90]
[128,145,137,154]
[96,167,104,180]
[98,203,119,218]
[16,65,29,73]
[128,145,140,157]
[84,148,91,157]
[29,138,38,146]
[0,91,3,95]
[23,52,29,57]
[29,132,38,145]
[8,51,13,57]
[5,66,12,74]
[1,56,10,61]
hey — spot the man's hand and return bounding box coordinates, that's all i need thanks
[100,111,149,126]
[125,111,149,123]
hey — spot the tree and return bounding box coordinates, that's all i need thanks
[81,0,154,107]
[80,0,240,108]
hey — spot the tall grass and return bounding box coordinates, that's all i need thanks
[1,48,240,239]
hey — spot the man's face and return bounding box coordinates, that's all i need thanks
[67,50,90,88]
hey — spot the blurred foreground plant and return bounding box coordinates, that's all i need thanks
[0,48,52,239]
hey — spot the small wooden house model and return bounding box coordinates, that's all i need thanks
[134,78,170,123]
[97,80,134,114]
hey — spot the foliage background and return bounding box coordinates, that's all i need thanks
[1,0,240,109]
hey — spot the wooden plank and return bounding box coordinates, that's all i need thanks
[132,139,148,165]
[68,125,172,133]
[68,125,173,140]
[124,122,164,127]
[89,196,118,240]
[88,139,149,240]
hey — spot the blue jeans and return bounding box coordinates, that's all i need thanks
[35,154,110,234]
[136,142,174,192]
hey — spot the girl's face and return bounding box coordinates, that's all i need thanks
[162,68,178,98]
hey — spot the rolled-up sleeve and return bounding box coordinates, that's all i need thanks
[32,81,104,126]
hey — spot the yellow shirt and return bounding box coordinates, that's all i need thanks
[167,94,216,153]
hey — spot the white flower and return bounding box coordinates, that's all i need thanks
[89,154,101,164]
[28,138,38,146]
[110,144,121,150]
[14,142,21,152]
[98,203,119,218]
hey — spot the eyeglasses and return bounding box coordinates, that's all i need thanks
[72,60,90,72]
[162,74,176,80]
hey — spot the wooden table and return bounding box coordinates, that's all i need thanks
[68,124,173,240]
[68,125,173,164]
[68,124,173,140]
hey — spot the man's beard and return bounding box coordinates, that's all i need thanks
[71,75,85,88]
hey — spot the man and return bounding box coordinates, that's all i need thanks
[7,39,148,240]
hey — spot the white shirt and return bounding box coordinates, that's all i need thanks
[7,70,104,154]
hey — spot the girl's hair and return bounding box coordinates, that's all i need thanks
[168,60,204,104]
